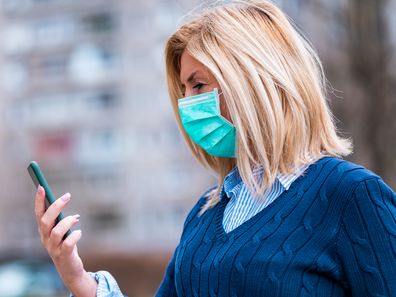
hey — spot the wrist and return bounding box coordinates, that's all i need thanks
[67,270,97,297]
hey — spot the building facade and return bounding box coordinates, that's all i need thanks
[0,0,213,256]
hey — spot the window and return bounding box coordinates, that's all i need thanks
[68,44,119,84]
[0,62,28,94]
[2,0,32,14]
[74,128,123,166]
[34,132,73,161]
[38,55,68,77]
[34,17,77,47]
[82,12,116,34]
[90,208,123,231]
[91,91,119,109]
[2,24,33,55]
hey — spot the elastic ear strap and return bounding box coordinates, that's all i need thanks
[214,88,223,97]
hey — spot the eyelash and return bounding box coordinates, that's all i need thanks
[193,83,204,90]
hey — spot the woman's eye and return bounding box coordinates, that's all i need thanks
[193,83,204,90]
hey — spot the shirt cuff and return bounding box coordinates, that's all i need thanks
[69,271,125,297]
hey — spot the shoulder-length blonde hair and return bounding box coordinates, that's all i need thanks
[165,0,352,211]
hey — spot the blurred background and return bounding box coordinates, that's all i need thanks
[0,0,394,296]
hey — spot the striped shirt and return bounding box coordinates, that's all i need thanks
[71,163,310,297]
[221,164,309,233]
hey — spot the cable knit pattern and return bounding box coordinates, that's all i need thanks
[156,157,396,296]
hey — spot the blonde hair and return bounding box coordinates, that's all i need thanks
[165,0,352,211]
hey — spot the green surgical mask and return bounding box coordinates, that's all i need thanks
[178,88,236,158]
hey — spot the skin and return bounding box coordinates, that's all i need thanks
[34,49,230,296]
[35,186,97,296]
[180,50,232,122]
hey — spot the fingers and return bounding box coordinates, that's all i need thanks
[40,192,71,238]
[49,214,80,250]
[61,229,82,255]
[34,186,46,225]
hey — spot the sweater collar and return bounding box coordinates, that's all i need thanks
[220,163,310,201]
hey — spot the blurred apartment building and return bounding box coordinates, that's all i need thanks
[0,0,338,258]
[0,0,212,257]
[1,0,393,258]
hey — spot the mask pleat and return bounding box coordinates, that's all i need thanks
[199,122,234,147]
[177,88,236,158]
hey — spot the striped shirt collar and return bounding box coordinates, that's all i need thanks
[221,163,310,201]
[222,167,242,199]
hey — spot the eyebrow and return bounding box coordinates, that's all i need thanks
[181,71,199,86]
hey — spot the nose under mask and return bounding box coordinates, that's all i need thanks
[178,88,236,158]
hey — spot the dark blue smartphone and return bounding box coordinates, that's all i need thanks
[28,161,71,239]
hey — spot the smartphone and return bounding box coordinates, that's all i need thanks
[28,161,71,239]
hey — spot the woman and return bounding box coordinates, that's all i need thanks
[34,0,396,296]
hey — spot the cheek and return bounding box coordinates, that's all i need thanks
[219,96,233,123]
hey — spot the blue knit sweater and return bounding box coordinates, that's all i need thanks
[156,157,396,296]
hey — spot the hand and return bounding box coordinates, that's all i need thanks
[34,186,97,296]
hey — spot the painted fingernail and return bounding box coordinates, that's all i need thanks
[61,193,71,202]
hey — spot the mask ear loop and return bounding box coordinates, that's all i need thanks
[214,88,234,127]
[216,88,223,97]
[214,88,221,113]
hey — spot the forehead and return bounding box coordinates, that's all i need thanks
[180,51,207,83]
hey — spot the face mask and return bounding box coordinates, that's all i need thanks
[178,88,236,158]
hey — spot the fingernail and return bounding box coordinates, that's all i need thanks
[61,193,71,202]
[37,185,43,193]
[75,214,80,221]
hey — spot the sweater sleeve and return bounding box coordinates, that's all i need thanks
[337,177,396,296]
[155,245,179,297]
